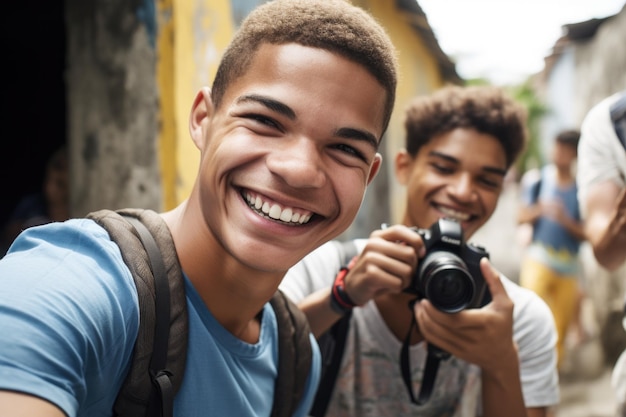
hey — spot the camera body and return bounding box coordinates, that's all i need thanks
[405,217,491,313]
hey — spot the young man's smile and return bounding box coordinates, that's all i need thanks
[242,189,314,225]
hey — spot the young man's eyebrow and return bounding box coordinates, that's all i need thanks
[428,150,507,176]
[484,166,507,176]
[235,94,296,120]
[335,127,379,150]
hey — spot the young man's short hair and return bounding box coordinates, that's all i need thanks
[404,85,528,168]
[211,0,398,136]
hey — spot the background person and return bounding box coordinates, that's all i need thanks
[517,130,585,369]
[281,86,558,417]
[576,90,626,417]
[1,146,69,255]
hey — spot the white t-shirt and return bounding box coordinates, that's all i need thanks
[281,239,559,417]
[577,90,626,215]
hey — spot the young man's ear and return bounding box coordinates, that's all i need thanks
[366,153,383,185]
[394,149,413,185]
[189,87,214,150]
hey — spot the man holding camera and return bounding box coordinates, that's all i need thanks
[280,86,558,417]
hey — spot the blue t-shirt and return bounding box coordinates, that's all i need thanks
[523,165,582,275]
[0,219,320,417]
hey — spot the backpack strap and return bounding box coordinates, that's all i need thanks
[310,239,360,417]
[269,290,314,417]
[310,312,351,417]
[610,91,626,150]
[86,208,188,417]
[610,92,626,321]
[529,172,542,205]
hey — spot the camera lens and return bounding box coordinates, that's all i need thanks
[418,252,475,313]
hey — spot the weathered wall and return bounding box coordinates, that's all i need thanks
[573,6,626,123]
[65,0,161,216]
[538,5,626,160]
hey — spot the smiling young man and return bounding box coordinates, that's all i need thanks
[281,86,559,417]
[0,1,398,416]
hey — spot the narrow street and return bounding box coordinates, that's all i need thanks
[471,181,620,416]
[558,366,616,416]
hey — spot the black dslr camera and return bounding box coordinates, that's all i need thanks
[400,218,492,405]
[405,217,491,313]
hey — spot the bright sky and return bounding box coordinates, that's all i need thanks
[417,0,626,85]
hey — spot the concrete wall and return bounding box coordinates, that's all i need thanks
[572,6,626,123]
[65,0,162,216]
[539,6,626,155]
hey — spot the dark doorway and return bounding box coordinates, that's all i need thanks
[1,2,67,234]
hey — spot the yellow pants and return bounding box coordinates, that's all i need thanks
[519,258,579,368]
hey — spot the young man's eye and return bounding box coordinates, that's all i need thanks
[480,177,501,188]
[334,143,367,162]
[238,113,281,130]
[432,163,454,174]
[245,113,281,130]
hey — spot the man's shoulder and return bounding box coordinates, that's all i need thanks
[501,276,554,327]
[9,218,116,252]
[502,275,540,303]
[6,218,136,298]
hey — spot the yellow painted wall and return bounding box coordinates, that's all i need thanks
[158,0,452,219]
[157,0,176,210]
[158,0,235,210]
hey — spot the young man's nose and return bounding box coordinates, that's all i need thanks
[266,139,327,189]
[448,174,477,202]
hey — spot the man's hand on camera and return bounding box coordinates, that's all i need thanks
[343,225,425,305]
[413,257,518,375]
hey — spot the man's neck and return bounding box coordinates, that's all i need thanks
[555,165,575,184]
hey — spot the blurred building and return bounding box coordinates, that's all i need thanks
[1,0,461,237]
[536,2,626,157]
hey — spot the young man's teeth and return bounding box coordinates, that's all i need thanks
[439,207,470,221]
[279,208,292,222]
[244,192,311,224]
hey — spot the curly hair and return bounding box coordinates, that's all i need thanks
[404,86,528,168]
[211,0,398,135]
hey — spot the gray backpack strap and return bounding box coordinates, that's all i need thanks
[269,290,314,417]
[610,91,626,150]
[87,208,188,417]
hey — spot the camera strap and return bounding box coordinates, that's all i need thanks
[400,299,447,405]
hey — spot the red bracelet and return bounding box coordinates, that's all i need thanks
[330,257,358,315]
